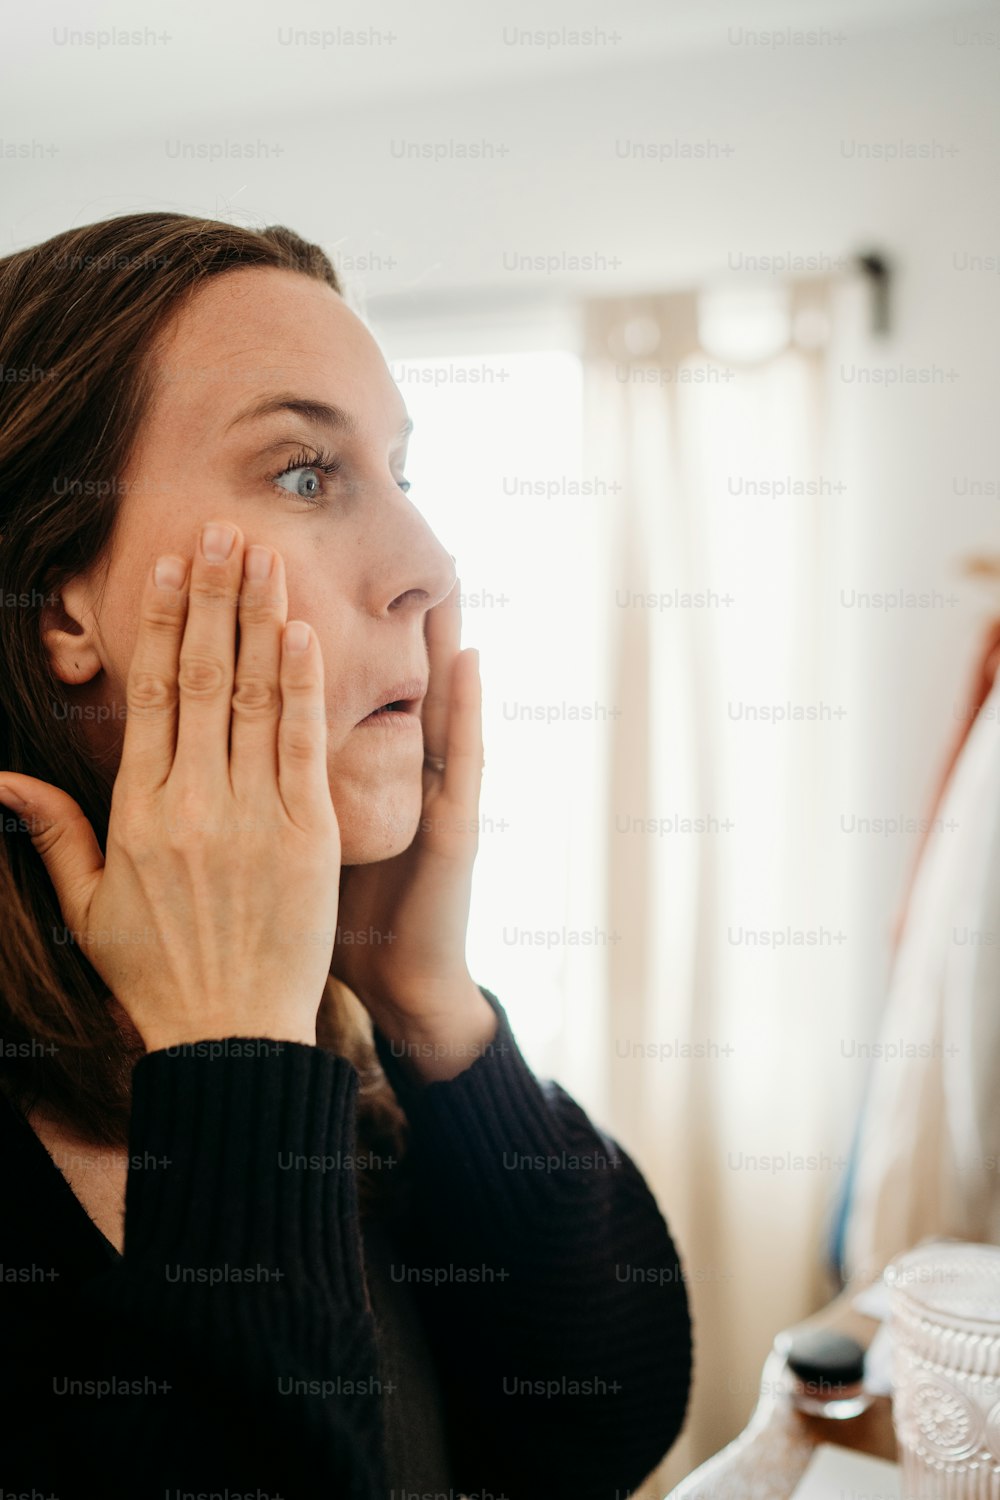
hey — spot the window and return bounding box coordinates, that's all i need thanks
[371,337,605,1080]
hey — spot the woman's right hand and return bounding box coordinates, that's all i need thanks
[0,521,341,1052]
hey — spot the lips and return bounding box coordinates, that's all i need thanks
[357,676,428,723]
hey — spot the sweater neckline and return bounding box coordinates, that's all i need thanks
[0,1087,124,1266]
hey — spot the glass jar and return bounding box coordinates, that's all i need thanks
[887,1241,1000,1499]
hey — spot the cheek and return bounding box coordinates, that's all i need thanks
[105,494,209,685]
[100,554,155,699]
[295,595,359,740]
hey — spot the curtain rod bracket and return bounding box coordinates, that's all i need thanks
[853,251,892,336]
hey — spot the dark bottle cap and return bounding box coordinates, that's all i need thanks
[783,1330,866,1387]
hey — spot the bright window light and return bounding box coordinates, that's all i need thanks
[383,349,601,1073]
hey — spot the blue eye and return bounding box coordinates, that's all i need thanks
[271,448,340,504]
[274,465,329,500]
[269,447,413,504]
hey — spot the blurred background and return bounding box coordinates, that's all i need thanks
[5,0,1000,1490]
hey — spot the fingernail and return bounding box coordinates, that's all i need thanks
[154,555,186,590]
[201,523,237,563]
[284,621,311,652]
[0,784,26,812]
[244,545,273,581]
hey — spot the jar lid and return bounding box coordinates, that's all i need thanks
[886,1242,1000,1327]
[782,1329,866,1386]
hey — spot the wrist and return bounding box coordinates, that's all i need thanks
[140,1021,317,1053]
[368,977,499,1085]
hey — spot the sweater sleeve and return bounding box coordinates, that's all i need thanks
[5,1037,387,1500]
[372,985,693,1500]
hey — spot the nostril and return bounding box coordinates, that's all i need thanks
[388,589,430,612]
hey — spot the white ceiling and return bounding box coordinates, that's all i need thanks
[2,0,982,139]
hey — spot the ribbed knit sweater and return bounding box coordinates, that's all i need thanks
[0,985,692,1498]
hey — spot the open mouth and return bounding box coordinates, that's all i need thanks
[356,676,427,725]
[358,700,419,723]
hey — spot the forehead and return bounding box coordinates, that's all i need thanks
[146,266,405,443]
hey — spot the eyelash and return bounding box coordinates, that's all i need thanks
[269,446,412,505]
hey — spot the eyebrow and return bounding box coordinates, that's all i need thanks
[226,393,413,442]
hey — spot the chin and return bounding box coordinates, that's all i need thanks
[333,774,424,865]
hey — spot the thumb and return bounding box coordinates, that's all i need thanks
[0,776,105,932]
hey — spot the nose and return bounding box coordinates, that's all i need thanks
[368,494,458,617]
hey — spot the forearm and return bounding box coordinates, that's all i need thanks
[374,987,692,1500]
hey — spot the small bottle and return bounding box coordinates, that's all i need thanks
[779,1329,874,1419]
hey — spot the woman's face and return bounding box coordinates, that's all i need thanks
[51,267,457,864]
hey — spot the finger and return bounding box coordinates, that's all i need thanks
[172,521,245,786]
[277,621,334,827]
[229,543,288,798]
[442,648,484,811]
[0,777,104,933]
[118,552,191,791]
[423,575,461,761]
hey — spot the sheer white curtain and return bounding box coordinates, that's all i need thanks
[580,283,860,1490]
[369,282,868,1490]
[360,312,606,1090]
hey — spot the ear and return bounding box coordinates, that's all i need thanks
[40,573,105,687]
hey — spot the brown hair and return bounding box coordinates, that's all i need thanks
[0,212,408,1213]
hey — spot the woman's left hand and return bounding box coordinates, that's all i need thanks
[331,579,498,1082]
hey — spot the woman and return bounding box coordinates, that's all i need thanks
[0,213,691,1498]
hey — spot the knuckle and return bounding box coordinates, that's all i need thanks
[127,670,175,715]
[281,662,323,693]
[238,582,285,623]
[29,816,68,860]
[281,724,318,762]
[163,786,215,844]
[231,676,281,717]
[177,652,228,698]
[189,576,238,613]
[143,598,185,631]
